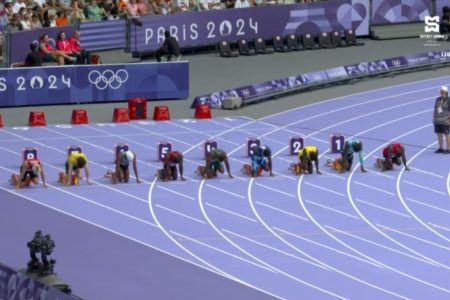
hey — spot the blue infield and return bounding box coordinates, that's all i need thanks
[1,75,450,299]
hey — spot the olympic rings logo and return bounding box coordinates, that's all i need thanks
[88,69,129,90]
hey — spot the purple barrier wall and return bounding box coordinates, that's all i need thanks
[0,62,189,107]
[0,263,74,300]
[371,0,432,25]
[129,0,369,53]
[8,25,77,67]
[80,19,126,51]
[192,49,450,108]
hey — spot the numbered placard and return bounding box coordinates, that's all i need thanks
[204,140,218,158]
[114,143,129,160]
[289,137,304,155]
[23,147,38,161]
[157,142,172,161]
[68,145,82,155]
[330,134,345,154]
[247,138,261,157]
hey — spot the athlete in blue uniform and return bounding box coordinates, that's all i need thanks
[250,145,273,176]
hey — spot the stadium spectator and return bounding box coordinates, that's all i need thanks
[4,1,13,19]
[20,11,31,29]
[199,0,222,11]
[126,0,138,16]
[39,33,76,64]
[155,30,180,62]
[234,0,250,8]
[70,0,86,23]
[45,0,61,17]
[224,0,235,8]
[156,0,173,15]
[56,31,78,63]
[24,42,42,66]
[136,0,148,15]
[6,13,23,32]
[147,0,158,14]
[433,86,450,153]
[86,0,107,21]
[0,0,9,28]
[174,0,189,12]
[13,0,26,13]
[55,9,68,25]
[43,11,56,26]
[30,13,42,28]
[68,30,91,64]
[117,0,127,13]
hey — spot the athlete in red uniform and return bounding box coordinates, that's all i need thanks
[11,158,48,188]
[161,151,185,181]
[379,143,410,171]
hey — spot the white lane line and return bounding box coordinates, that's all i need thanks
[205,203,257,223]
[255,201,309,222]
[251,177,410,299]
[353,181,395,196]
[274,227,383,269]
[309,136,329,144]
[155,204,206,224]
[0,164,159,229]
[304,182,345,197]
[170,230,275,273]
[402,180,446,196]
[429,223,450,232]
[414,168,445,179]
[355,198,411,218]
[305,200,359,220]
[157,185,196,201]
[447,171,450,198]
[217,137,240,146]
[377,224,450,251]
[222,229,330,271]
[276,156,294,163]
[406,197,450,214]
[321,170,346,180]
[325,225,437,266]
[200,180,347,300]
[365,169,395,179]
[254,182,295,198]
[264,137,286,146]
[148,178,285,299]
[206,184,246,199]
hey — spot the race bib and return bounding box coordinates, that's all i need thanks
[438,106,443,114]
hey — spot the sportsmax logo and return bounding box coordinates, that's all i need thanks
[88,69,129,90]
[420,16,444,42]
[424,16,439,33]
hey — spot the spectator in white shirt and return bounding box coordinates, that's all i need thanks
[234,0,250,7]
[20,12,31,29]
[199,0,221,11]
[13,0,26,13]
[175,0,189,12]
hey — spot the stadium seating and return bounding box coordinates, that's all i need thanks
[238,39,257,56]
[218,41,239,58]
[254,37,274,54]
[345,29,365,46]
[272,35,289,52]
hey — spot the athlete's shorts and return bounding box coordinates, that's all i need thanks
[435,124,450,134]
[21,170,37,182]
[65,162,78,173]
[208,160,222,173]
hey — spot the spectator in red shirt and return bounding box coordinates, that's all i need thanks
[56,31,77,64]
[39,33,75,65]
[68,30,91,64]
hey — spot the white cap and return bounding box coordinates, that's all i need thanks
[125,151,134,162]
[441,86,448,93]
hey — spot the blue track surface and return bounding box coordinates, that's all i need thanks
[2,75,450,299]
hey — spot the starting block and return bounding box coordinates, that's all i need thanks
[330,134,345,154]
[157,142,172,161]
[289,162,303,175]
[23,147,38,161]
[204,140,218,158]
[241,164,263,176]
[114,144,129,160]
[68,145,82,155]
[324,158,344,172]
[289,137,304,155]
[246,138,261,157]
